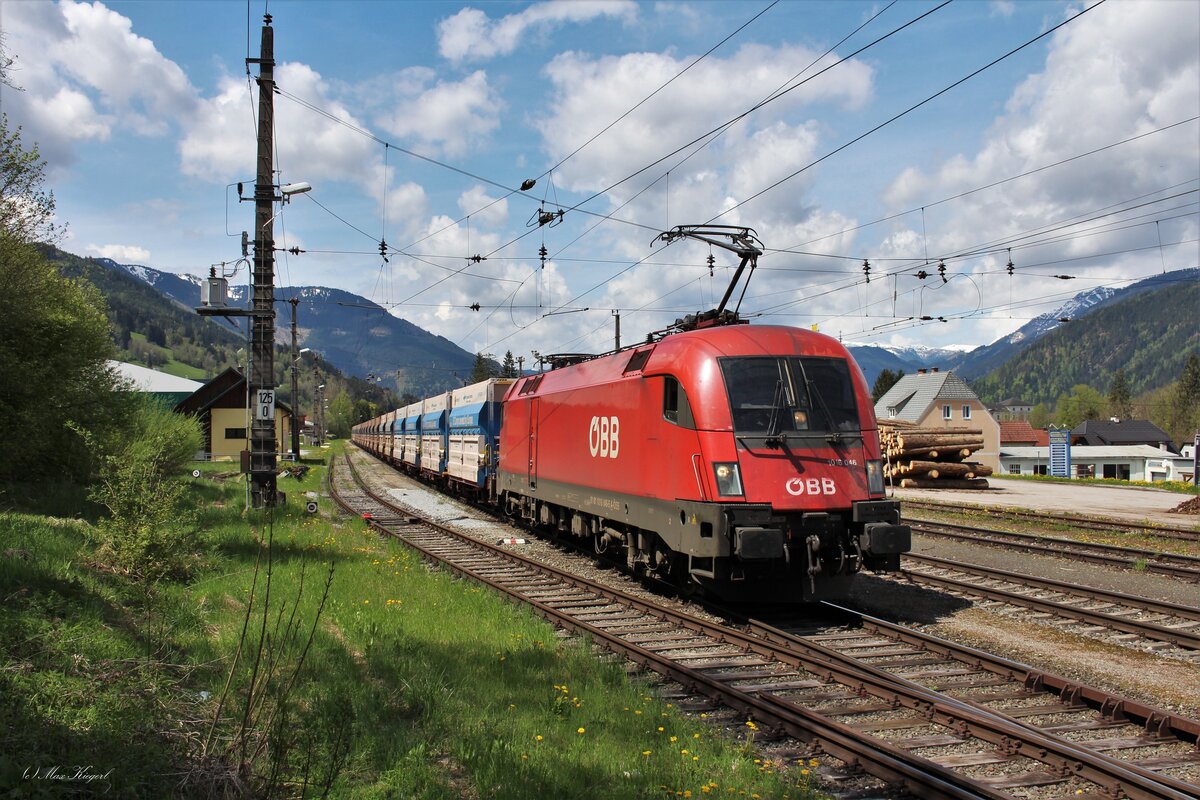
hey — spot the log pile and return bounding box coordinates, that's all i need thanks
[879,421,991,489]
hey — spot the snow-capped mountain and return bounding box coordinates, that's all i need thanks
[99,259,482,396]
[1001,286,1117,346]
[953,271,1195,380]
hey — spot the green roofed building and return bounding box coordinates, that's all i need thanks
[109,361,204,407]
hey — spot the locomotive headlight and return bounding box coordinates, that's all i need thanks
[713,462,743,497]
[866,459,885,496]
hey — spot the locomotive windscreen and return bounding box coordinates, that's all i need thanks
[719,356,859,435]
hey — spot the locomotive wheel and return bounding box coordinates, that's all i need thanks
[670,556,701,600]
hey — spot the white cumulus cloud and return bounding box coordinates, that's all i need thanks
[374,69,502,158]
[874,1,1199,347]
[437,1,637,63]
[1,0,197,166]
[86,243,151,261]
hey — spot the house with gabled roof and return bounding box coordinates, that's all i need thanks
[873,367,1001,469]
[1071,419,1177,453]
[174,367,293,461]
[999,419,1049,447]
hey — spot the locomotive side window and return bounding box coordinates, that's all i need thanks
[719,356,859,435]
[662,376,696,429]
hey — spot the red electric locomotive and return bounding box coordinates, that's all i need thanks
[496,323,910,602]
[354,226,910,602]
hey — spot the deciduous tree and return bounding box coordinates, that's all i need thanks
[1055,384,1105,430]
[1,115,63,244]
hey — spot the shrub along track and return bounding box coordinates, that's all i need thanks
[329,452,1199,800]
[897,555,1200,659]
[906,519,1200,582]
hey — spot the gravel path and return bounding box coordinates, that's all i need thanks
[893,476,1199,529]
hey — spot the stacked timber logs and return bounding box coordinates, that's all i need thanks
[879,421,992,489]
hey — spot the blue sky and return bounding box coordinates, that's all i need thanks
[2,0,1197,365]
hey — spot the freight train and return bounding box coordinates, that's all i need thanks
[352,322,911,602]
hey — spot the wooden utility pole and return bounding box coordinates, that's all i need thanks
[289,296,300,461]
[248,15,277,508]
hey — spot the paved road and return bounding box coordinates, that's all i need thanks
[891,475,1198,529]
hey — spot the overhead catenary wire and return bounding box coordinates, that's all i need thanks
[705,0,1109,225]
[535,0,1106,338]
[267,0,939,333]
[294,0,935,318]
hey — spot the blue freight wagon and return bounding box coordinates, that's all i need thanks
[447,378,513,492]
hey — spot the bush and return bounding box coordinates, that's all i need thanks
[82,400,203,581]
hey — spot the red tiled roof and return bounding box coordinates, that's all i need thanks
[999,420,1048,446]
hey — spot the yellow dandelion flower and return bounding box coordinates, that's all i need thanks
[692,756,699,761]
[635,710,642,715]
[693,733,700,739]
[535,735,543,742]
[670,736,678,742]
[809,758,819,767]
[745,721,757,730]
[658,726,665,732]
[666,703,673,708]
[521,754,529,760]
[800,769,809,776]
[681,749,688,755]
[577,727,585,734]
[642,750,652,756]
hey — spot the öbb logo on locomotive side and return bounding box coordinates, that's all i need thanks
[785,477,837,496]
[588,415,620,458]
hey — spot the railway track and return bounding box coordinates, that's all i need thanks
[907,519,1200,582]
[331,452,1200,800]
[902,500,1200,543]
[899,554,1200,656]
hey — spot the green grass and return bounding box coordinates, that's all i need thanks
[992,472,1199,495]
[123,332,209,380]
[1,447,821,798]
[159,360,208,380]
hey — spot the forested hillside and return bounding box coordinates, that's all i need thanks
[100,257,483,398]
[44,245,246,378]
[972,280,1200,404]
[41,246,396,435]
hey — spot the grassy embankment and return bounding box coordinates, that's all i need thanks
[1,446,820,798]
[126,331,208,380]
